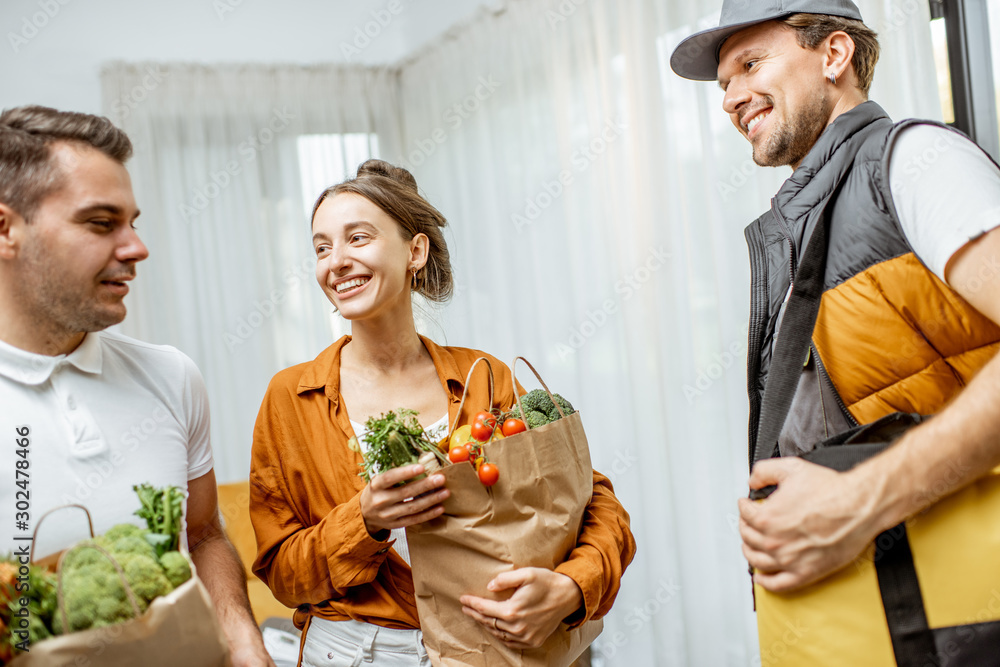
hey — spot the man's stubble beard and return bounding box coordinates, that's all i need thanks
[753,94,833,168]
[17,242,125,339]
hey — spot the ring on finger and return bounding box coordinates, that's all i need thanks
[492,617,498,630]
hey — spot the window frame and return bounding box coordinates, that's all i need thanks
[929,0,1000,161]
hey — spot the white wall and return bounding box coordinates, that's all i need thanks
[1,0,500,114]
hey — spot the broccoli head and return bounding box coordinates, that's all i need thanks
[505,401,553,429]
[526,410,550,429]
[545,393,575,421]
[517,389,550,414]
[509,389,576,425]
[100,535,157,560]
[158,551,192,589]
[100,523,147,543]
[120,554,172,604]
[56,544,173,634]
[56,560,127,632]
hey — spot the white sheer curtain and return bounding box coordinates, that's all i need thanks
[100,64,402,481]
[394,1,940,665]
[100,1,940,663]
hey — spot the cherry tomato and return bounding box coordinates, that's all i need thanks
[470,420,494,442]
[478,462,500,486]
[501,418,527,437]
[448,443,472,463]
[474,411,498,429]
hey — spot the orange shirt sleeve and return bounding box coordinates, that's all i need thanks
[555,471,636,626]
[249,374,394,609]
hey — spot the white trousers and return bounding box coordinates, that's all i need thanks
[301,617,431,667]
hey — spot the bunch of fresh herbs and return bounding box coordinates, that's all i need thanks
[360,409,448,483]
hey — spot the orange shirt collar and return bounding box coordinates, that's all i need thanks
[294,334,466,408]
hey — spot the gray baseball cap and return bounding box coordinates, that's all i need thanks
[670,0,864,81]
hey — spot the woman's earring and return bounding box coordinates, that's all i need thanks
[411,268,418,290]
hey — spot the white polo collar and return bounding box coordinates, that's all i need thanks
[0,333,104,385]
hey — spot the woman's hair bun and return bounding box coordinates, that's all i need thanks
[356,158,418,193]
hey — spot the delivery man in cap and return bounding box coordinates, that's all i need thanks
[671,0,1000,655]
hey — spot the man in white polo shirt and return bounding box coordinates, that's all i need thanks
[0,105,274,666]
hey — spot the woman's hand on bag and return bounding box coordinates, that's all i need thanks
[459,568,584,649]
[738,457,883,592]
[360,464,449,535]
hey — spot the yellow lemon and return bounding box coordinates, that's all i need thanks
[449,424,473,450]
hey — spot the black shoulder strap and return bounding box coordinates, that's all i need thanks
[751,206,830,465]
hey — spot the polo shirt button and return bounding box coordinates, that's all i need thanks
[377,547,389,554]
[67,395,76,410]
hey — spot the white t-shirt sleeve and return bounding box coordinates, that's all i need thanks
[888,124,1000,283]
[180,353,215,480]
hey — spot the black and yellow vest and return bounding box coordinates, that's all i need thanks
[745,101,1000,462]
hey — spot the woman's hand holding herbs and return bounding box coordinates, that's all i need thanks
[360,465,449,535]
[358,409,451,536]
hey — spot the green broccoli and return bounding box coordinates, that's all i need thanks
[55,541,177,634]
[100,523,147,543]
[158,551,192,588]
[99,535,157,560]
[545,393,575,421]
[61,539,105,570]
[120,554,172,604]
[512,389,576,424]
[518,389,550,414]
[55,560,126,633]
[504,403,551,428]
[526,410,549,428]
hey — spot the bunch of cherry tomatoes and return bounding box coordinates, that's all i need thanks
[445,410,527,487]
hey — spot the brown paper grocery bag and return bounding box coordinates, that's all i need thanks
[407,357,603,667]
[11,506,231,667]
[12,562,231,667]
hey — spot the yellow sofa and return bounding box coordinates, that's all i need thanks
[217,480,295,622]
